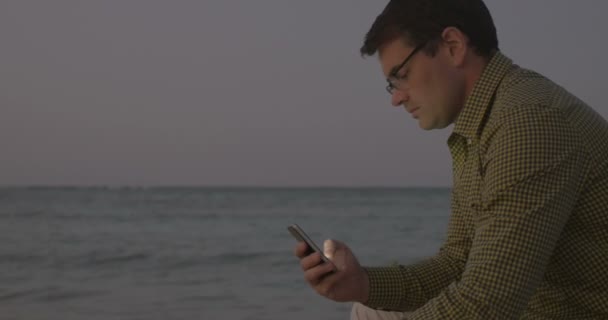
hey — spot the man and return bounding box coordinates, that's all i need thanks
[293,0,608,319]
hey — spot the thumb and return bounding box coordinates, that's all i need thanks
[323,239,345,260]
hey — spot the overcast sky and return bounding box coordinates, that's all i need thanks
[1,0,606,187]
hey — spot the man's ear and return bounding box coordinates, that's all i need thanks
[440,27,468,67]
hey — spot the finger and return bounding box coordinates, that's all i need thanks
[294,241,310,258]
[320,260,339,277]
[304,260,337,285]
[300,252,323,271]
[316,273,339,299]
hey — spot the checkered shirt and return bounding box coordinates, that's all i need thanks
[364,52,608,319]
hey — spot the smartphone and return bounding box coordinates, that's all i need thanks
[288,224,335,268]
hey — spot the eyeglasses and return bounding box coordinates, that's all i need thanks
[385,43,426,95]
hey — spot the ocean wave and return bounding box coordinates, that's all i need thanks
[34,289,105,302]
[0,288,42,301]
[86,253,150,267]
[0,253,45,265]
[208,251,276,264]
[0,287,104,303]
[178,293,236,303]
[161,257,204,270]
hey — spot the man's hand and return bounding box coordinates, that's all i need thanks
[294,239,369,303]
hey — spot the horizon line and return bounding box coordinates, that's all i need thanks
[0,184,451,189]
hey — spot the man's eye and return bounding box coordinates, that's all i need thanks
[396,70,409,80]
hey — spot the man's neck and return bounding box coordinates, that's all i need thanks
[463,50,496,100]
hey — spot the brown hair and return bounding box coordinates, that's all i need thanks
[361,0,498,57]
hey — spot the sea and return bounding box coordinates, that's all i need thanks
[0,187,451,320]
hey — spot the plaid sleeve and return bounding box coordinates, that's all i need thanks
[363,169,473,311]
[364,252,465,311]
[408,105,589,319]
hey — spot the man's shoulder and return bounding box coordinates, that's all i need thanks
[482,65,608,168]
[495,66,564,111]
[488,65,596,126]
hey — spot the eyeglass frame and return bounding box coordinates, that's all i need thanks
[385,42,427,95]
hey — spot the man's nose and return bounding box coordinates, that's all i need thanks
[391,89,408,107]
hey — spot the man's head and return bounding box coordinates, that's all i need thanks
[361,0,499,130]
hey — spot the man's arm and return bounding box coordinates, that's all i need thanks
[363,169,475,310]
[409,105,589,319]
[364,249,468,311]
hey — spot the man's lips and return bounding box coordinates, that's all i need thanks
[406,107,420,117]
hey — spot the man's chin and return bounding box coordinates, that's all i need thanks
[418,119,449,130]
[418,119,434,130]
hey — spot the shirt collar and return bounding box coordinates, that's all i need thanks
[452,51,513,140]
